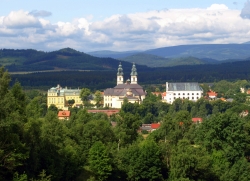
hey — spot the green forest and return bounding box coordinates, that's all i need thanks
[1,66,250,181]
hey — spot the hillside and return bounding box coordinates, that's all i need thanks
[119,53,216,67]
[88,50,140,59]
[88,44,250,61]
[0,48,149,72]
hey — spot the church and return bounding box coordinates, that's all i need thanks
[103,63,146,108]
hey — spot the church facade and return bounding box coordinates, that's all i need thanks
[103,63,146,108]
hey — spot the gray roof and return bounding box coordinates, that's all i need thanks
[167,82,203,91]
[104,83,146,96]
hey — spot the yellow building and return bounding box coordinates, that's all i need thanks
[47,84,83,110]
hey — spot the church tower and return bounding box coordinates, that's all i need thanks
[117,62,124,85]
[130,62,138,84]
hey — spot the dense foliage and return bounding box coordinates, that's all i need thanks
[1,66,250,181]
[9,59,250,91]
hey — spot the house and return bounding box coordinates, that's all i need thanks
[207,90,218,99]
[151,92,167,101]
[192,117,203,124]
[103,63,146,108]
[47,84,82,110]
[58,110,71,120]
[140,123,161,132]
[165,82,203,104]
[240,110,249,117]
[151,123,160,131]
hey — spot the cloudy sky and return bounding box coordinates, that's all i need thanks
[1,0,250,52]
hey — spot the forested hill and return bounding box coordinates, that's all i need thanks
[0,48,149,72]
[89,44,250,60]
[11,58,250,90]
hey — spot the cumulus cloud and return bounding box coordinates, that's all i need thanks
[29,10,52,17]
[206,4,229,10]
[2,10,41,28]
[240,0,250,19]
[1,4,250,52]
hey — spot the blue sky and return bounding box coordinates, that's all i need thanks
[1,0,250,52]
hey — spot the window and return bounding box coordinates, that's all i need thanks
[197,97,199,99]
[197,93,199,95]
[188,93,190,95]
[192,97,194,99]
[183,93,185,95]
[174,93,176,95]
[192,93,194,95]
[174,97,176,99]
[178,93,180,95]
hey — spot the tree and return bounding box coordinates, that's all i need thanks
[169,139,214,181]
[94,90,103,108]
[117,140,163,180]
[80,88,91,107]
[88,141,112,181]
[80,88,91,102]
[67,99,75,107]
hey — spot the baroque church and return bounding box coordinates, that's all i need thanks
[103,63,146,108]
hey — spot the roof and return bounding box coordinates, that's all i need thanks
[167,82,202,91]
[48,85,81,96]
[192,117,203,123]
[151,123,160,129]
[58,111,71,117]
[104,83,146,96]
[207,91,217,97]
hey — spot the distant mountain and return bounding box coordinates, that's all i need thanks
[1,48,149,72]
[144,44,250,60]
[242,41,250,44]
[88,44,250,61]
[119,53,214,67]
[88,50,140,59]
[119,53,168,67]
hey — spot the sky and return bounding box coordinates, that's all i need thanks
[0,0,250,52]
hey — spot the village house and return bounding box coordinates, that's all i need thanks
[58,110,71,120]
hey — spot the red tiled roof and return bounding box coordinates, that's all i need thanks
[192,117,203,123]
[207,91,217,97]
[58,111,71,117]
[151,123,160,129]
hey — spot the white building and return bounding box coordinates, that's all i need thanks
[103,63,146,108]
[165,82,203,104]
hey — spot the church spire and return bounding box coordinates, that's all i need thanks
[117,62,124,85]
[130,62,137,84]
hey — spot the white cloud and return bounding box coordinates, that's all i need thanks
[3,10,41,28]
[206,4,229,10]
[0,4,250,52]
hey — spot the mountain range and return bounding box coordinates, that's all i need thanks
[88,44,250,63]
[1,43,250,72]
